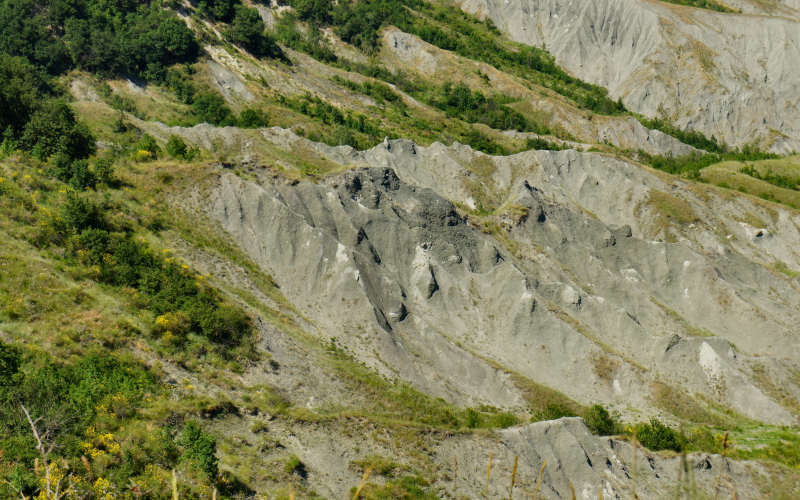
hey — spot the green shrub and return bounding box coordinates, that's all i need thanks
[198,0,239,22]
[526,137,567,151]
[584,404,618,435]
[179,421,218,478]
[0,342,21,383]
[21,99,95,161]
[166,135,188,159]
[51,154,97,189]
[291,0,333,25]
[635,418,685,452]
[93,157,116,185]
[59,192,105,234]
[136,134,160,158]
[238,108,269,128]
[532,403,577,422]
[192,93,236,126]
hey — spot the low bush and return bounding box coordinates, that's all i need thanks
[584,404,618,436]
[635,418,686,452]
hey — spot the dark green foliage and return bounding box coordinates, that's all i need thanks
[93,157,116,185]
[137,134,161,157]
[274,14,338,62]
[225,5,284,59]
[192,93,236,126]
[290,0,333,25]
[315,0,625,114]
[0,53,53,138]
[739,165,800,191]
[332,76,403,106]
[166,135,188,159]
[638,147,778,179]
[635,418,686,452]
[461,128,508,155]
[638,116,724,153]
[0,342,21,384]
[0,1,200,81]
[238,108,270,128]
[281,94,385,148]
[178,421,218,477]
[660,0,738,12]
[165,67,197,104]
[532,403,577,422]
[60,191,105,233]
[464,407,518,428]
[197,0,239,22]
[50,192,253,347]
[0,348,157,467]
[52,156,96,189]
[584,404,618,436]
[428,82,535,132]
[0,0,73,74]
[70,226,252,345]
[526,137,568,151]
[20,99,95,161]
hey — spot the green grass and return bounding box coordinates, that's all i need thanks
[659,0,739,13]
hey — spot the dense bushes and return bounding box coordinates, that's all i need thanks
[192,92,237,126]
[20,99,95,161]
[178,421,219,477]
[60,206,252,346]
[0,1,199,82]
[584,404,618,435]
[638,116,725,153]
[225,5,284,60]
[428,82,542,133]
[274,14,338,62]
[0,342,223,497]
[197,0,238,22]
[0,346,157,476]
[638,148,778,179]
[635,418,686,452]
[661,0,737,12]
[332,76,403,106]
[287,0,625,115]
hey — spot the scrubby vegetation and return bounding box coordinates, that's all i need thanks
[287,0,625,115]
[660,0,739,13]
[637,147,778,179]
[0,0,199,81]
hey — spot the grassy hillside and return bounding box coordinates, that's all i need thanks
[1,0,799,498]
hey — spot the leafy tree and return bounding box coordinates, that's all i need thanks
[0,53,52,137]
[198,0,239,22]
[291,0,333,25]
[20,99,95,161]
[192,93,236,126]
[238,108,269,128]
[225,5,283,59]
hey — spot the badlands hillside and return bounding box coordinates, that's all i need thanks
[0,0,799,498]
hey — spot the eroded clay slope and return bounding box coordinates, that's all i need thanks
[457,0,800,152]
[198,129,800,426]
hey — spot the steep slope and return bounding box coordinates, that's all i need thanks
[185,128,800,428]
[3,0,800,497]
[457,0,800,152]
